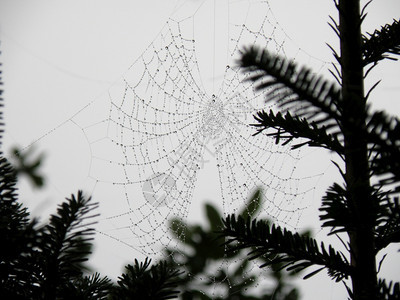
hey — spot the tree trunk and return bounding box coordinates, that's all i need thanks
[338,0,378,299]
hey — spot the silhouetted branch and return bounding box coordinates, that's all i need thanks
[61,273,112,300]
[319,182,355,235]
[220,215,352,282]
[37,191,99,298]
[252,110,344,154]
[363,19,400,66]
[367,110,400,190]
[111,258,183,300]
[240,46,342,130]
[375,197,400,252]
[378,279,400,300]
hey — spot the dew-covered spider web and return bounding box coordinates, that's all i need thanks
[20,0,330,293]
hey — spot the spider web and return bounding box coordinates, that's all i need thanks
[21,0,329,285]
[65,0,325,257]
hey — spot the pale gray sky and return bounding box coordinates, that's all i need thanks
[1,1,399,299]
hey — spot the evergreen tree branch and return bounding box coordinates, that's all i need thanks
[37,191,99,298]
[319,182,355,235]
[1,55,39,298]
[111,258,183,300]
[366,110,400,191]
[10,146,46,188]
[378,279,400,300]
[239,46,343,131]
[60,273,112,300]
[252,110,344,154]
[320,182,400,253]
[220,215,352,282]
[375,197,400,252]
[362,19,400,66]
[0,158,24,228]
[0,156,39,298]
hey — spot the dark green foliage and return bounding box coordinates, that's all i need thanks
[375,197,400,252]
[220,2,400,299]
[362,19,400,66]
[0,184,102,299]
[241,46,342,129]
[166,189,302,299]
[221,215,351,282]
[0,157,181,299]
[0,157,29,238]
[59,273,112,300]
[0,157,39,299]
[10,146,46,188]
[242,46,345,154]
[319,182,353,234]
[366,110,400,190]
[111,258,182,300]
[35,191,99,299]
[166,202,257,299]
[378,279,400,300]
[252,110,344,152]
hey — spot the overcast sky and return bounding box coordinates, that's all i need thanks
[1,1,399,299]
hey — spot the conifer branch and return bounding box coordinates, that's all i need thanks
[362,19,400,66]
[240,47,345,154]
[221,215,352,282]
[38,191,99,298]
[0,157,38,298]
[252,110,344,154]
[61,273,112,300]
[240,46,342,128]
[375,197,400,252]
[111,258,183,300]
[319,182,355,235]
[378,279,400,300]
[0,157,20,210]
[366,110,400,190]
